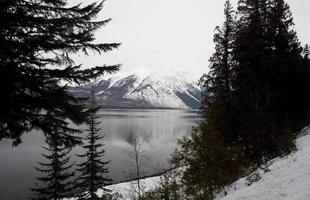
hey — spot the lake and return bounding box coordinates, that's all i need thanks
[0,109,200,200]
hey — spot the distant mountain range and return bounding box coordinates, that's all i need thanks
[69,70,202,109]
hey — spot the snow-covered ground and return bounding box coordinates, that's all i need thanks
[100,126,310,200]
[217,127,310,200]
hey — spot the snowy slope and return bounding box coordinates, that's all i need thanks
[217,127,310,200]
[96,127,310,200]
[69,69,202,109]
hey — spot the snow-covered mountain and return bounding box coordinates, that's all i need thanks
[69,70,202,109]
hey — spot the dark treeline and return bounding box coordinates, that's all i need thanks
[168,0,310,199]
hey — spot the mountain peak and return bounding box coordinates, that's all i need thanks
[70,69,202,109]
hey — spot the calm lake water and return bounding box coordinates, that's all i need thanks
[0,109,200,200]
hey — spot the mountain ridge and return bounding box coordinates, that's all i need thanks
[69,70,202,109]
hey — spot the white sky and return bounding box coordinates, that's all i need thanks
[72,0,310,79]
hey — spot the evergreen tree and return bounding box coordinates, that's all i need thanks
[268,0,304,129]
[234,0,272,103]
[234,0,261,164]
[232,0,296,163]
[202,0,239,147]
[173,1,307,198]
[75,89,111,200]
[31,131,75,200]
[206,0,236,100]
[0,0,120,145]
[301,45,310,125]
[171,123,239,200]
[234,0,271,112]
[304,45,310,66]
[171,2,239,198]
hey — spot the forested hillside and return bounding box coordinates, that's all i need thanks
[169,0,310,199]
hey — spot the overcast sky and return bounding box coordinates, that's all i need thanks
[72,0,310,79]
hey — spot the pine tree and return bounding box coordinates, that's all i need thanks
[171,2,239,199]
[234,0,272,96]
[31,131,75,200]
[171,122,239,200]
[75,89,111,200]
[171,0,308,198]
[234,0,271,107]
[202,0,239,146]
[0,0,120,145]
[232,0,284,164]
[303,45,310,124]
[304,45,310,66]
[268,0,304,128]
[206,0,236,100]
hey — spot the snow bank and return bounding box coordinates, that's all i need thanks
[217,127,310,200]
[66,176,162,200]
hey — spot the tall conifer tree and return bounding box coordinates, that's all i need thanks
[0,0,120,145]
[31,131,75,200]
[203,0,239,146]
[171,0,307,198]
[268,0,304,129]
[75,89,111,200]
[233,0,285,163]
[206,0,236,100]
[302,45,310,124]
[171,2,239,199]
